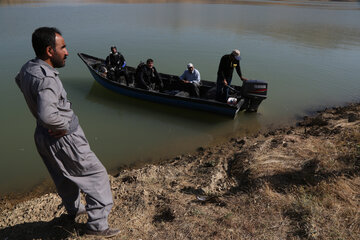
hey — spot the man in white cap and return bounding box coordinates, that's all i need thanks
[216,49,248,102]
[178,63,201,97]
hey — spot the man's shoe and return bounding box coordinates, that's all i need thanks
[85,228,121,238]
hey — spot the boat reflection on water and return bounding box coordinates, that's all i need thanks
[85,80,265,138]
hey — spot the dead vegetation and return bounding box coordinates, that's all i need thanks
[0,103,359,239]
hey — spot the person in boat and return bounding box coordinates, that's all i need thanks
[177,63,201,97]
[216,49,248,102]
[105,45,130,86]
[15,27,120,238]
[136,58,163,91]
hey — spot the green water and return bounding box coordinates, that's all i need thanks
[0,0,359,194]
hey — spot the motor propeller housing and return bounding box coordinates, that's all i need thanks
[240,80,268,112]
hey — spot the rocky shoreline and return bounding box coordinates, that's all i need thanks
[1,103,360,239]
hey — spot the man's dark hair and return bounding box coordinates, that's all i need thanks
[32,27,61,57]
[146,58,154,64]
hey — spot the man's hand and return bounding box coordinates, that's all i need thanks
[241,77,248,81]
[224,79,228,86]
[48,129,67,138]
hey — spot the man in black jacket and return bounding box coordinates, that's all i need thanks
[136,58,163,91]
[105,46,130,85]
[216,49,248,102]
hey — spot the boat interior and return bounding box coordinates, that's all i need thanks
[91,61,241,100]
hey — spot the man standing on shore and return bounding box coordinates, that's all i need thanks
[15,27,120,238]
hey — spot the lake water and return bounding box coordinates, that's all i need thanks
[0,0,359,194]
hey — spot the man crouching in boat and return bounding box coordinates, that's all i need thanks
[177,63,201,97]
[136,58,164,91]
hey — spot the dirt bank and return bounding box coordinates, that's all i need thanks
[1,103,359,239]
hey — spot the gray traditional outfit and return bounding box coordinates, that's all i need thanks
[15,58,113,231]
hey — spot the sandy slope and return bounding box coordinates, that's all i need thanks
[1,103,359,239]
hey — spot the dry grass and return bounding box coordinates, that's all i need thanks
[1,103,360,239]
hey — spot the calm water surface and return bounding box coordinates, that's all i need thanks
[0,0,359,194]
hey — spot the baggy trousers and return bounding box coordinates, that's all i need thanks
[34,125,113,231]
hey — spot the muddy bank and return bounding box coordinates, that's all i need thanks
[1,103,359,239]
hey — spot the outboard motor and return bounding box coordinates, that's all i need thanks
[240,80,268,112]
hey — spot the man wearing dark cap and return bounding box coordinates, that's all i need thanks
[216,49,248,102]
[15,27,120,238]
